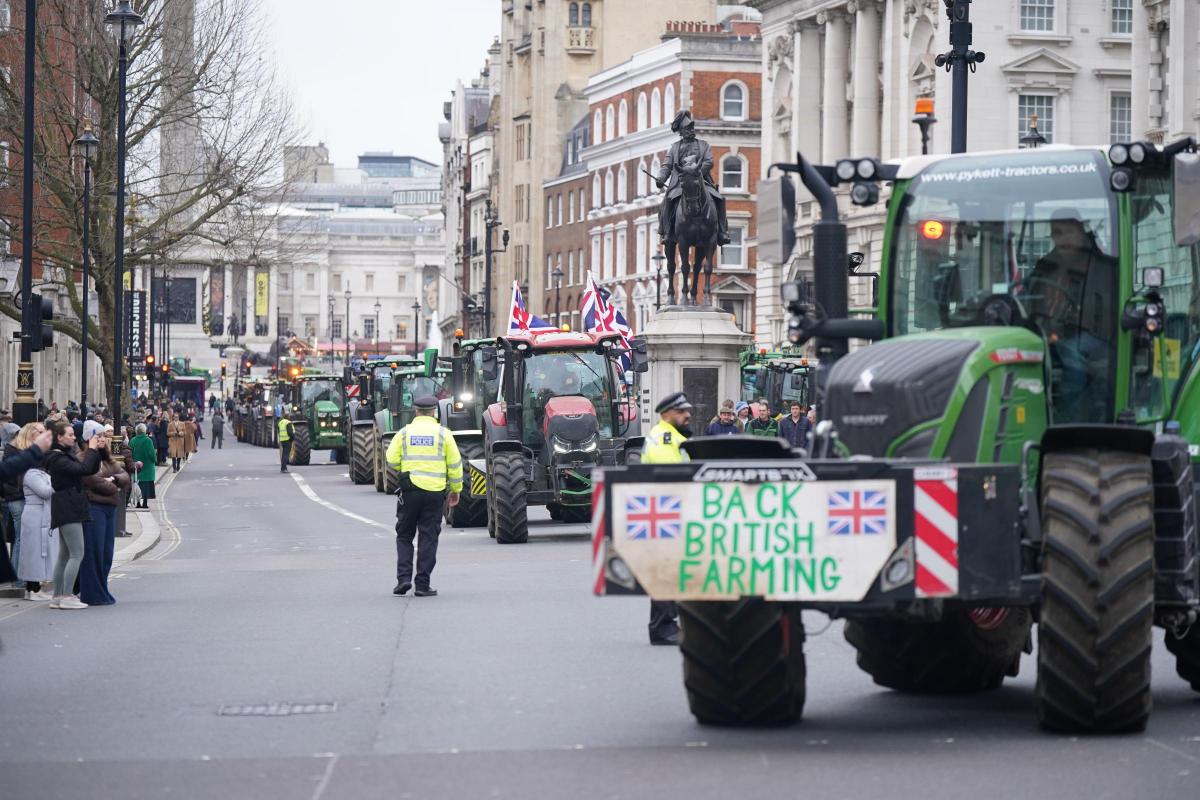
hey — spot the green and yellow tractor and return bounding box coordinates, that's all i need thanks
[282,373,347,466]
[739,348,817,413]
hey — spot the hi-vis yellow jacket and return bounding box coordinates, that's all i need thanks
[642,420,689,465]
[385,414,464,493]
[277,417,293,443]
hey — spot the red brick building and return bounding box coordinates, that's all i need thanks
[540,17,762,335]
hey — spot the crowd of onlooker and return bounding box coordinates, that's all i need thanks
[704,398,817,450]
[0,395,213,610]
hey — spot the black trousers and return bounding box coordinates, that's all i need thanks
[279,442,290,471]
[649,600,679,641]
[395,488,445,589]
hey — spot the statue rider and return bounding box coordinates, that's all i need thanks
[655,109,731,246]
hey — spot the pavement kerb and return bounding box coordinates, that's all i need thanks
[114,458,186,565]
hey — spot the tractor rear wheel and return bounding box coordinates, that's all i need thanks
[290,424,312,466]
[446,439,487,528]
[1165,625,1200,692]
[350,426,374,485]
[679,599,805,725]
[844,609,1031,693]
[1036,449,1155,733]
[491,451,528,544]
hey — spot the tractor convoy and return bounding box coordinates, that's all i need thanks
[591,140,1200,734]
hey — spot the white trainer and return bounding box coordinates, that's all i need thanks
[56,597,88,610]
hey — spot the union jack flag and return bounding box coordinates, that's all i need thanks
[625,494,682,540]
[509,282,555,332]
[582,272,632,372]
[827,489,889,536]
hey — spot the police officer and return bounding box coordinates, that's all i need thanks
[641,390,693,645]
[386,395,463,597]
[277,413,294,473]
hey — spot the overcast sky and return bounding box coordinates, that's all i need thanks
[262,0,500,168]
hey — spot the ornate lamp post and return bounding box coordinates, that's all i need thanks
[326,295,335,371]
[551,266,564,325]
[74,125,99,410]
[652,252,666,310]
[344,288,352,367]
[105,0,143,432]
[412,300,421,356]
[373,298,381,351]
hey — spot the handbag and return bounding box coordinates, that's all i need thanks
[50,485,91,529]
[129,480,143,507]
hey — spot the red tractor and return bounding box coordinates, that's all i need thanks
[479,329,647,543]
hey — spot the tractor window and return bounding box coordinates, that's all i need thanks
[523,350,615,438]
[1130,174,1200,421]
[740,367,759,403]
[892,149,1119,423]
[300,380,344,409]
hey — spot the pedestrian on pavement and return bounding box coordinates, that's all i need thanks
[747,399,779,437]
[79,429,128,606]
[778,401,813,452]
[704,399,740,436]
[210,408,225,449]
[19,462,56,600]
[43,418,104,610]
[184,414,199,457]
[277,413,294,473]
[154,414,170,465]
[640,391,693,646]
[6,422,45,596]
[386,395,463,598]
[167,414,188,472]
[130,424,157,509]
[734,401,751,432]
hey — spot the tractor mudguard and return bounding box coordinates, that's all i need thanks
[1040,425,1155,458]
[486,403,506,428]
[489,439,524,455]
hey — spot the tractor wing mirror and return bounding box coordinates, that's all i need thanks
[1173,152,1200,246]
[629,338,650,373]
[480,345,499,381]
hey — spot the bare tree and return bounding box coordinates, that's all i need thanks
[0,0,304,394]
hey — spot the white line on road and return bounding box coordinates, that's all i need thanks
[310,753,340,800]
[290,472,391,537]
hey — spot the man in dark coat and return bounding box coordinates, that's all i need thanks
[655,109,730,245]
[778,401,813,452]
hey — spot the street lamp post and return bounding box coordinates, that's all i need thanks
[483,200,508,336]
[327,295,335,371]
[373,299,381,352]
[344,288,352,368]
[13,0,39,424]
[105,1,143,433]
[412,300,421,356]
[552,266,564,325]
[74,125,99,411]
[652,252,666,310]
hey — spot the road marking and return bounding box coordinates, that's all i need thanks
[144,467,185,561]
[311,754,339,800]
[290,472,391,537]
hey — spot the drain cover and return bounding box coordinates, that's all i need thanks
[218,702,338,717]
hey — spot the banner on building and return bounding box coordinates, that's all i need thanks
[255,271,269,317]
[127,290,146,360]
[210,268,225,335]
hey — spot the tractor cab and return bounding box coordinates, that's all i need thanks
[740,349,816,412]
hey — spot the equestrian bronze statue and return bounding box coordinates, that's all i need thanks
[655,109,730,306]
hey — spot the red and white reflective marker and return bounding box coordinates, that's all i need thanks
[913,467,959,598]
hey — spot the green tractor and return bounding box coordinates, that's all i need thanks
[283,373,347,466]
[439,336,499,528]
[369,352,450,494]
[344,357,421,486]
[739,348,817,413]
[592,140,1200,732]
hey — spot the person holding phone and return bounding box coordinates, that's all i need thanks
[41,418,103,610]
[79,428,131,606]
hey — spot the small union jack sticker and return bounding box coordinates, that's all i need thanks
[625,495,682,540]
[827,489,889,536]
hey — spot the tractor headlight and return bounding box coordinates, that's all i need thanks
[460,392,473,403]
[552,439,571,454]
[1108,143,1128,166]
[582,438,599,453]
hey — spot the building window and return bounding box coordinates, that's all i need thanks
[1111,0,1132,35]
[636,157,648,197]
[604,169,614,206]
[636,227,646,275]
[720,227,746,268]
[331,273,342,291]
[0,2,10,29]
[664,83,676,123]
[591,235,601,281]
[592,173,601,208]
[618,99,629,137]
[1019,0,1054,32]
[303,316,317,337]
[1109,92,1132,143]
[593,110,603,144]
[395,320,408,340]
[557,193,563,226]
[650,156,662,190]
[616,229,627,278]
[363,317,376,339]
[1017,94,1055,144]
[546,196,553,228]
[721,82,746,121]
[582,2,592,26]
[720,154,746,191]
[605,104,615,141]
[568,250,575,285]
[279,271,290,290]
[617,163,628,202]
[305,272,315,291]
[636,92,647,130]
[397,273,407,292]
[365,273,374,292]
[331,317,343,339]
[650,87,662,127]
[279,315,291,336]
[568,191,575,224]
[603,232,614,279]
[568,2,578,25]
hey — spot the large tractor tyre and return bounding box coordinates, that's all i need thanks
[446,439,488,528]
[350,427,375,485]
[289,425,312,466]
[491,452,529,544]
[679,599,806,726]
[383,462,400,496]
[558,505,591,524]
[1036,449,1156,733]
[844,609,1032,694]
[1165,625,1200,692]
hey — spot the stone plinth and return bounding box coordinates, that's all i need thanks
[639,306,753,430]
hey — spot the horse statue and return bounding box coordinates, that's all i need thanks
[665,159,719,306]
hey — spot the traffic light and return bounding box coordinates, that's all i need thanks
[289,367,300,378]
[221,362,227,378]
[145,354,156,369]
[161,363,169,377]
[244,360,252,370]
[28,292,53,352]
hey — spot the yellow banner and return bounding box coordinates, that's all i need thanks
[255,272,269,316]
[123,270,132,291]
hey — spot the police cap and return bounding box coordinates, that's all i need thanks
[413,394,439,410]
[655,391,693,414]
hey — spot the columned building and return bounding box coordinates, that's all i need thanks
[751,0,1143,349]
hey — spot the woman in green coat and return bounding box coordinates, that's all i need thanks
[129,424,158,509]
